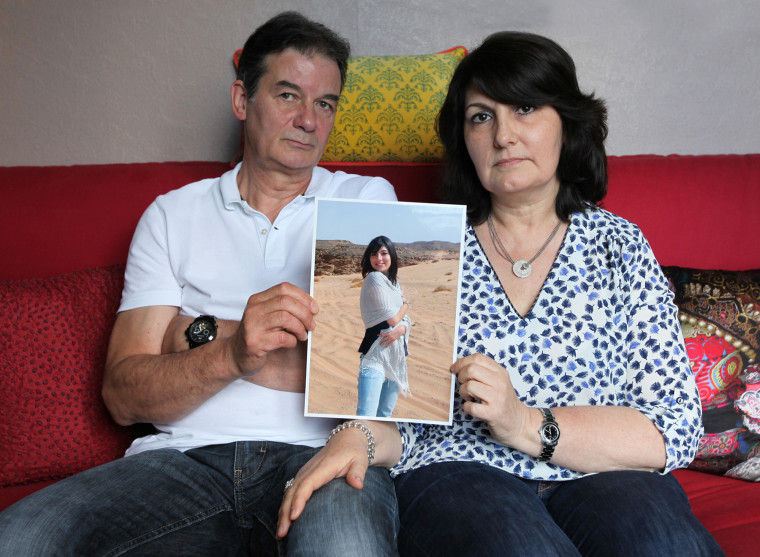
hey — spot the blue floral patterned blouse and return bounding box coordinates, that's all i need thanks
[392,207,702,480]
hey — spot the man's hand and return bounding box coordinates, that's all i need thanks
[159,283,317,392]
[103,283,319,425]
[230,282,319,377]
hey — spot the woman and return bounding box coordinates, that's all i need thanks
[278,32,723,555]
[387,31,723,556]
[356,235,411,417]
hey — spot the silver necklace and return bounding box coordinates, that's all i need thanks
[487,215,562,278]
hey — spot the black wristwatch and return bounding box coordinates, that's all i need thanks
[538,407,560,462]
[185,315,218,349]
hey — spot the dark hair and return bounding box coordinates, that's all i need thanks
[438,31,608,224]
[236,11,351,99]
[361,236,399,285]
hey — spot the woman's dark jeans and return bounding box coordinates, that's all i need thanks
[394,461,724,556]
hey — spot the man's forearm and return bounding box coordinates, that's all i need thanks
[103,335,243,426]
[163,316,308,393]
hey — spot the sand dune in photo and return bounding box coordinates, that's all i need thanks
[307,258,459,423]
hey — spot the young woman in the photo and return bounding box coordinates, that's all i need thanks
[356,235,411,417]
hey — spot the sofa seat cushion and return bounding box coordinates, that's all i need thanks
[0,264,134,487]
[0,480,57,512]
[673,468,760,555]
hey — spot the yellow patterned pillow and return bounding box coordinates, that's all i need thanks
[322,46,467,163]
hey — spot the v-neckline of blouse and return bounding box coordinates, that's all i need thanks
[470,216,573,320]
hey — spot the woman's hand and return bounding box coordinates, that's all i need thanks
[276,421,402,539]
[453,354,668,472]
[276,426,371,539]
[378,324,406,347]
[452,353,533,450]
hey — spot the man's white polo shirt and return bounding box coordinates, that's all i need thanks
[119,163,396,455]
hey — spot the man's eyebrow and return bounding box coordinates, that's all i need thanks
[275,80,340,102]
[275,80,302,92]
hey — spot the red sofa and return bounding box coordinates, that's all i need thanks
[1,155,759,554]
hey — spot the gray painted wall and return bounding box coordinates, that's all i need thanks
[2,0,758,166]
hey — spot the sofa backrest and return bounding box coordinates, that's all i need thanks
[603,154,760,270]
[1,154,758,280]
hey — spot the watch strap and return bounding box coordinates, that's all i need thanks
[538,407,559,462]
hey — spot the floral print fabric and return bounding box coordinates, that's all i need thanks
[392,207,702,480]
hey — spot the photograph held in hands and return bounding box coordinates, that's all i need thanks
[305,198,466,424]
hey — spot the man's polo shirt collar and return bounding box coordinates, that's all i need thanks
[221,163,326,212]
[219,163,321,269]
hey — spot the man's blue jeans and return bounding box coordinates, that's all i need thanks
[0,441,399,556]
[394,461,725,557]
[357,364,401,418]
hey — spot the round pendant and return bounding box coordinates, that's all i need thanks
[512,260,532,278]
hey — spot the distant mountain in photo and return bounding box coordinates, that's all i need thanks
[315,239,460,276]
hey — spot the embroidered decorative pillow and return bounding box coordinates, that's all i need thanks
[233,46,467,163]
[663,267,760,480]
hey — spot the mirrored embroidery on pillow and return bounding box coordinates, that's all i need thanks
[663,267,760,479]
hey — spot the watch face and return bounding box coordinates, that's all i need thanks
[189,319,215,344]
[542,423,560,444]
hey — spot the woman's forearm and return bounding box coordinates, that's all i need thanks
[386,301,409,327]
[360,420,403,467]
[518,405,667,473]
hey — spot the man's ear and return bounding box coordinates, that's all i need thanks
[231,80,248,122]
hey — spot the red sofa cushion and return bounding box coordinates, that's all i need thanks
[0,480,56,512]
[673,468,760,555]
[0,264,134,488]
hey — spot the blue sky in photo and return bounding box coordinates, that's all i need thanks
[315,199,465,246]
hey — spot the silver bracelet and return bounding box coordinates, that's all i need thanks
[328,421,376,465]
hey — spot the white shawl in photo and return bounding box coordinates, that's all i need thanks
[359,271,412,394]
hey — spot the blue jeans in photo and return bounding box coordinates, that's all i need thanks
[0,441,399,556]
[394,461,724,557]
[357,361,401,418]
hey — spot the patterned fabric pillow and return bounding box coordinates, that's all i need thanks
[663,267,760,480]
[233,46,467,163]
[322,47,466,162]
[0,265,135,487]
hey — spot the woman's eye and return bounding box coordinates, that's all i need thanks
[469,112,492,124]
[515,105,536,115]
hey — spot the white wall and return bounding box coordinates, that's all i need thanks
[1,0,758,166]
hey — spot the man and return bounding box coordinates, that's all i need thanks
[0,12,400,556]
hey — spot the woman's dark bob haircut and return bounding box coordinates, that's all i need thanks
[361,236,399,285]
[437,31,608,224]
